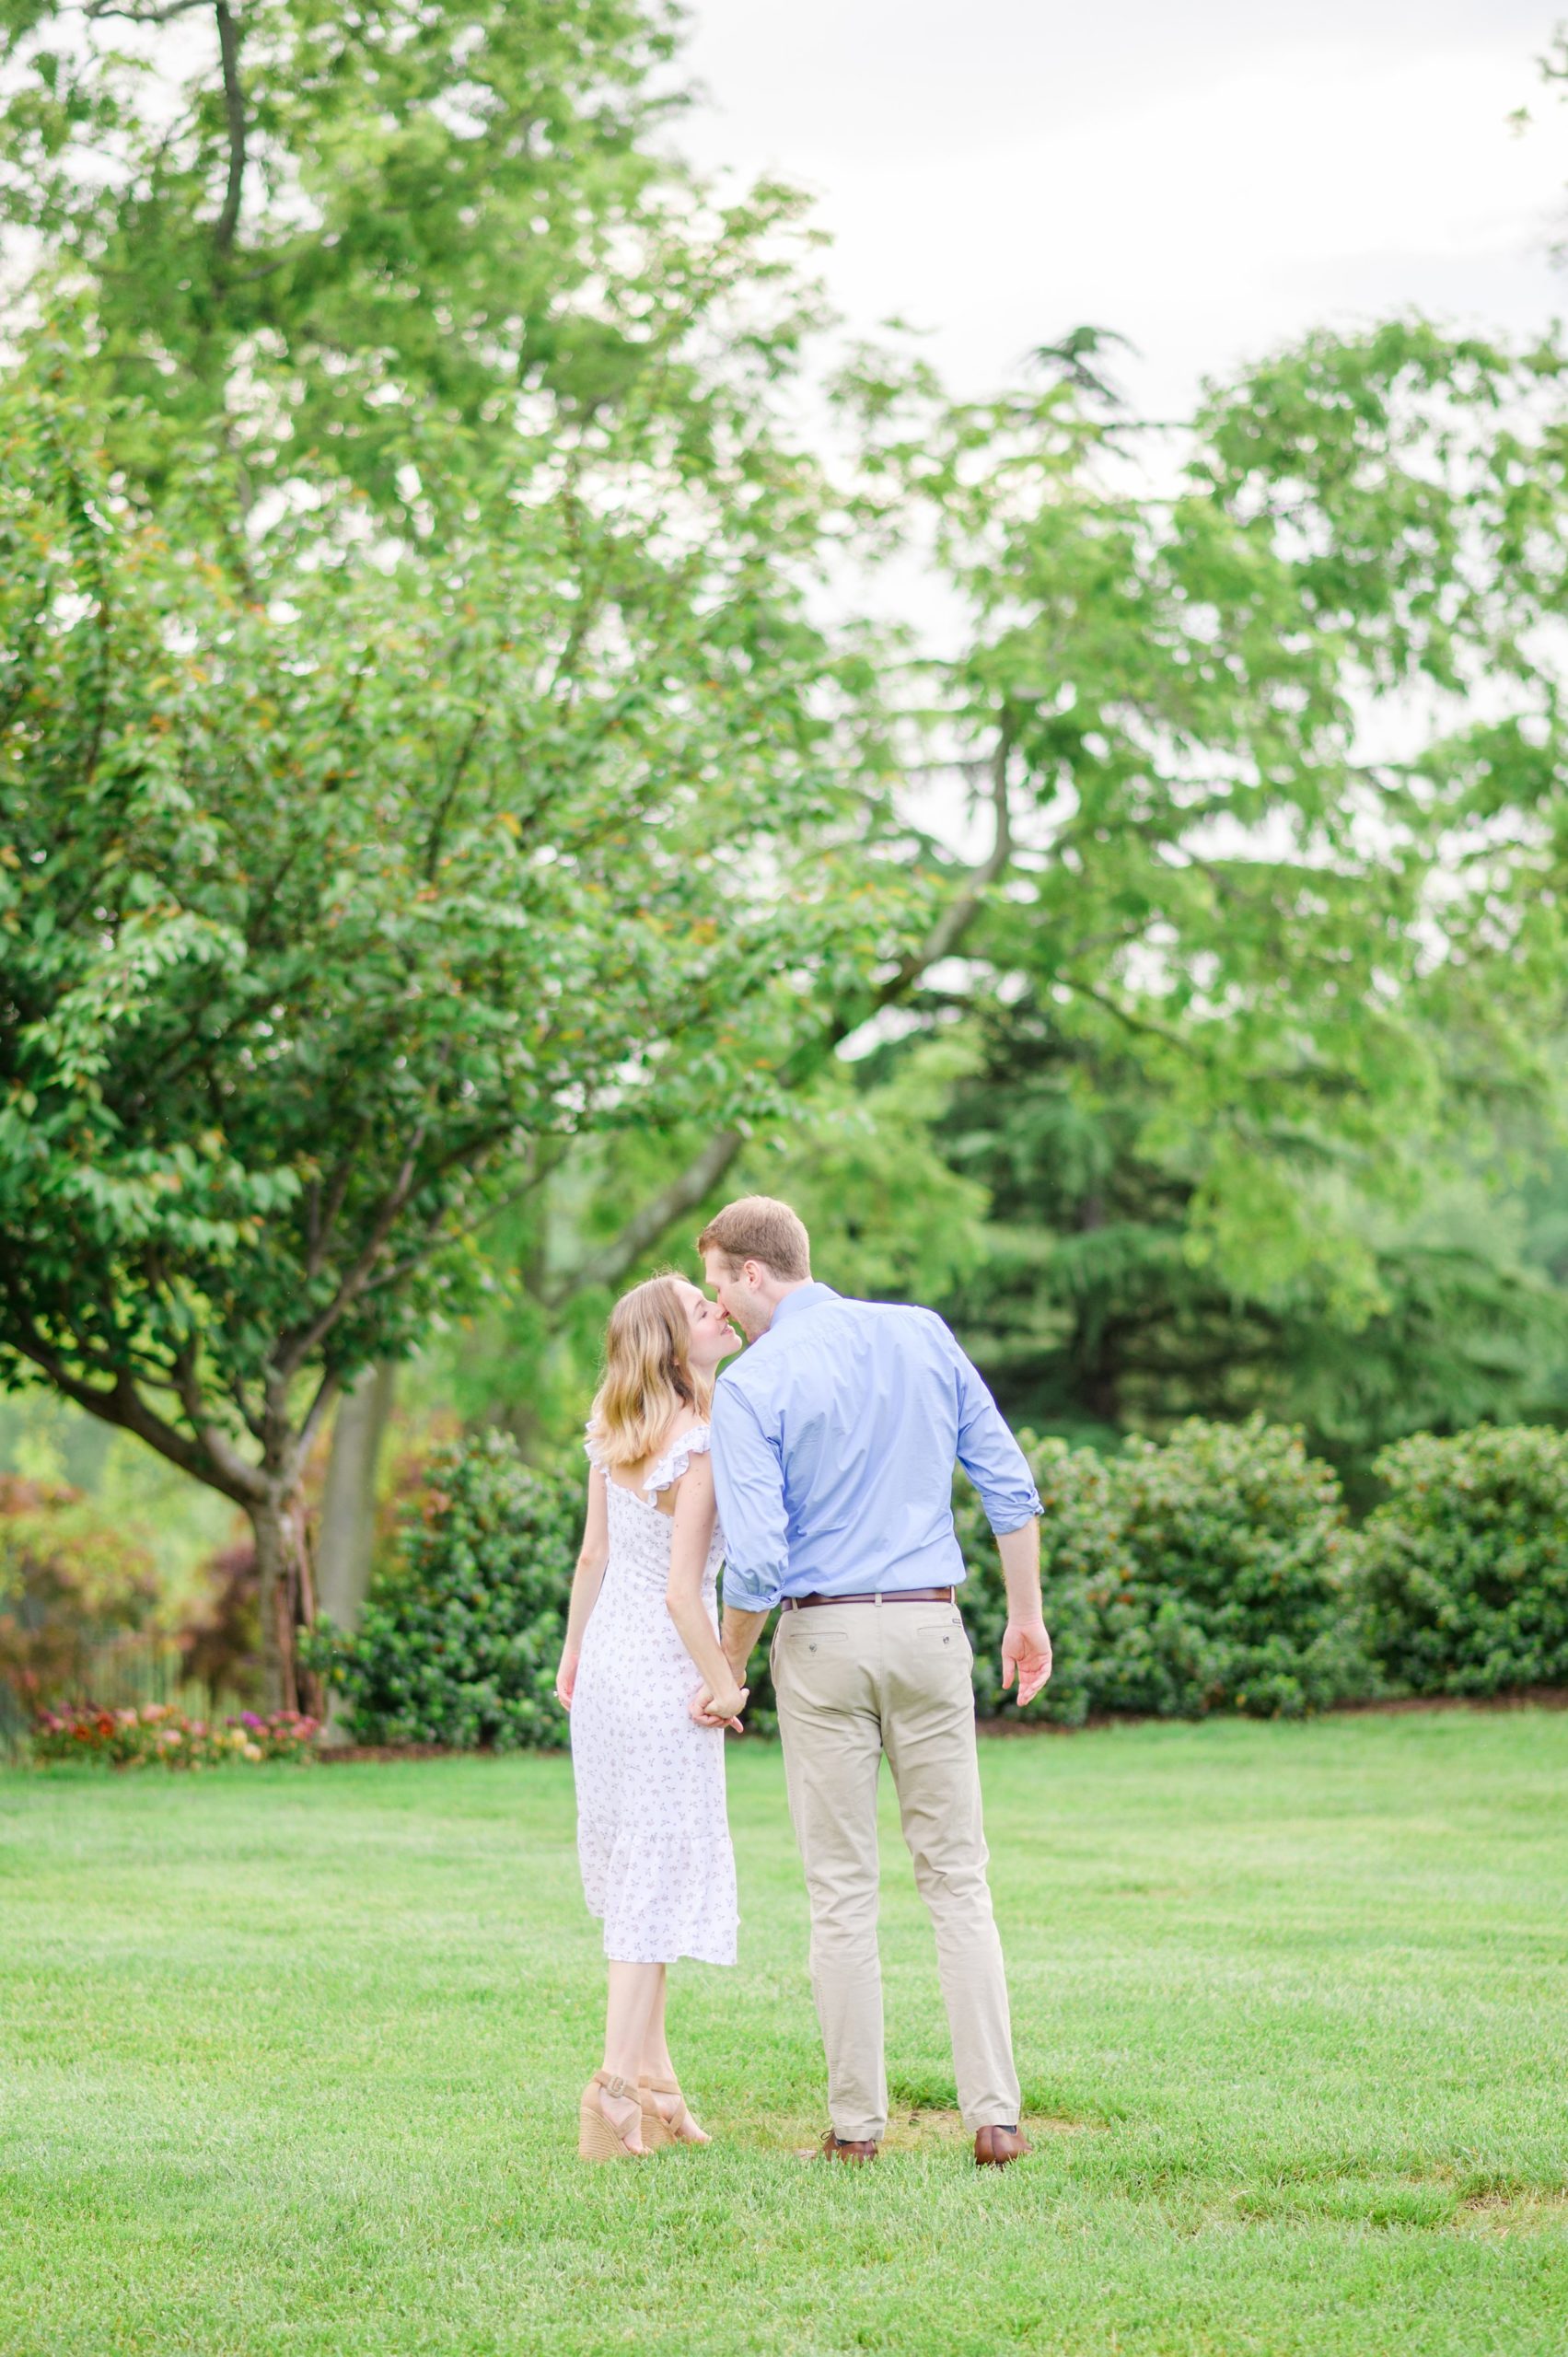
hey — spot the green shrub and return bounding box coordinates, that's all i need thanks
[313,1413,1568,1749]
[310,1432,580,1750]
[958,1417,1367,1722]
[1361,1423,1568,1697]
[1091,1418,1368,1719]
[954,1437,1109,1725]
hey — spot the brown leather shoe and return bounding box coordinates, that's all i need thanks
[806,2131,878,2163]
[974,2124,1031,2167]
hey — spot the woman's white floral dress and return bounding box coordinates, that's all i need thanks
[572,1422,738,1967]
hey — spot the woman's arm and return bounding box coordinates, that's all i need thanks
[665,1452,748,1726]
[555,1467,610,1711]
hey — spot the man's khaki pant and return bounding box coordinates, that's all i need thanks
[771,1596,1021,2144]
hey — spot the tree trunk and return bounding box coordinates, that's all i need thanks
[315,1361,396,1742]
[251,1492,292,1713]
[318,1362,396,1630]
[1077,1321,1123,1430]
[250,1486,324,1720]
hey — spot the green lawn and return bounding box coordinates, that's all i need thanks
[2,1713,1566,2357]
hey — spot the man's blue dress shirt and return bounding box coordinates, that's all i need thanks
[710,1283,1042,1613]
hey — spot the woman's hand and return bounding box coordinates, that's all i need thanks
[689,1680,749,1732]
[554,1648,579,1712]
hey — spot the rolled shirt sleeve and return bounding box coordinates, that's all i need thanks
[711,1377,791,1612]
[947,1330,1042,1535]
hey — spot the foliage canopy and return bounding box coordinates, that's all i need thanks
[5,0,1568,1690]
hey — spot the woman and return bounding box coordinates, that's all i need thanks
[554,1272,748,2160]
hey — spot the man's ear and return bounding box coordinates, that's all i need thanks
[742,1258,766,1292]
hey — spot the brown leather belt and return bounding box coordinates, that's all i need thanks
[784,1586,955,1610]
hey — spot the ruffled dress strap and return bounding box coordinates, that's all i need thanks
[583,1421,609,1472]
[643,1422,713,1499]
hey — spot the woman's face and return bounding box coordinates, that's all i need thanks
[673,1278,741,1372]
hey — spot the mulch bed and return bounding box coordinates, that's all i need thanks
[977,1689,1568,1737]
[317,1742,479,1763]
[1330,1687,1568,1717]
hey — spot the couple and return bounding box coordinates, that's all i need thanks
[554,1195,1052,2165]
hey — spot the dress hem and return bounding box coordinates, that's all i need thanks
[587,1902,738,1969]
[603,1946,738,1968]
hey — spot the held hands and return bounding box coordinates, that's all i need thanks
[689,1680,749,1733]
[1001,1618,1053,1709]
[559,1643,748,1727]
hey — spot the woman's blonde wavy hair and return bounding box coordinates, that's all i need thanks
[587,1274,712,1472]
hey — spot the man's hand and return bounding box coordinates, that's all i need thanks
[1001,1619,1052,1708]
[554,1648,579,1712]
[690,1681,749,1733]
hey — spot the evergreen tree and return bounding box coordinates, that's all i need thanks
[926,994,1568,1492]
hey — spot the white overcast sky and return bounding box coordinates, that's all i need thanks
[675,0,1568,413]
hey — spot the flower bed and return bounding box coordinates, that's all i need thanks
[30,1702,319,1769]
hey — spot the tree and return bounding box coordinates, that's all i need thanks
[0,0,1034,1677]
[496,321,1568,1396]
[0,350,904,1704]
[0,0,695,537]
[0,0,961,1701]
[10,1,1568,1674]
[921,992,1568,1489]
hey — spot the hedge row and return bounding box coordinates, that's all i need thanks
[311,1418,1568,1747]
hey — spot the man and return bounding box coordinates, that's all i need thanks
[694,1194,1052,2168]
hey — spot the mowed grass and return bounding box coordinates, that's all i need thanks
[2,1714,1566,2357]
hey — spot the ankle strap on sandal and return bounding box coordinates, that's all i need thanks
[594,2070,635,2101]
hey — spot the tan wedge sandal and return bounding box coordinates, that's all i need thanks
[638,2073,710,2148]
[577,2070,646,2161]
